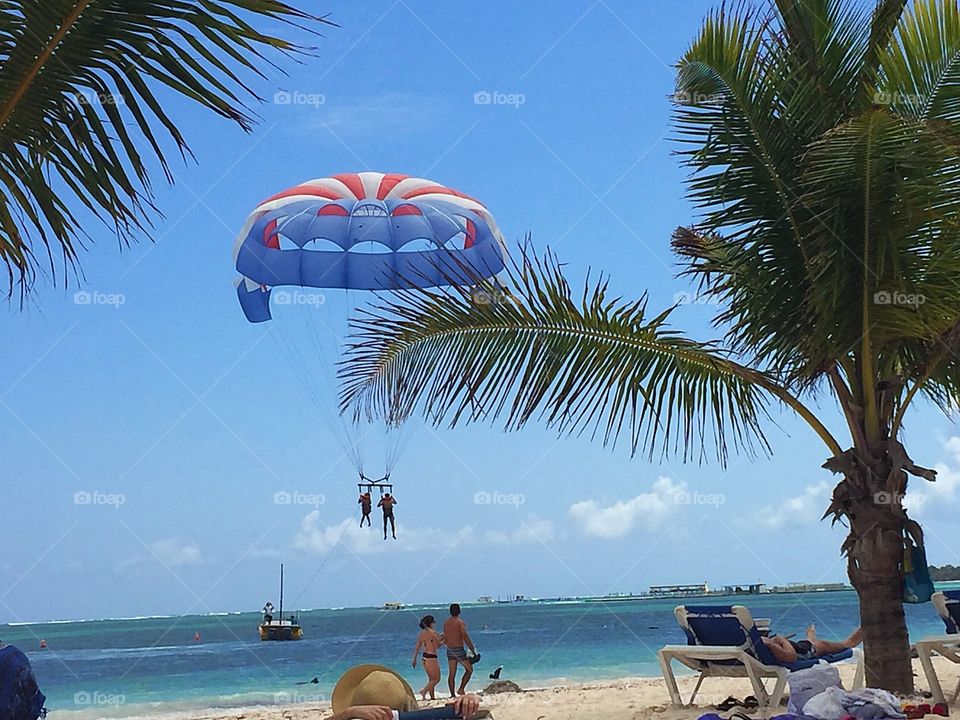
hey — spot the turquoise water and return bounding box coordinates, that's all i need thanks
[3,591,954,719]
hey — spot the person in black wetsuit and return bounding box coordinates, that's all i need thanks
[378,493,397,540]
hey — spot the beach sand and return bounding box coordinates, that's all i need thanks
[136,656,959,720]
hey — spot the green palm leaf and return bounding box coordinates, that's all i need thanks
[0,0,331,297]
[340,248,772,465]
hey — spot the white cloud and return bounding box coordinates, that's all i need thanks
[758,482,830,529]
[150,538,202,568]
[904,436,960,515]
[309,92,443,139]
[568,477,685,539]
[294,512,468,556]
[485,515,554,545]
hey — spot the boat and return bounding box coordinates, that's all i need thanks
[258,564,303,641]
[382,601,404,611]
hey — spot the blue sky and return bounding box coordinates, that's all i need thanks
[2,1,959,623]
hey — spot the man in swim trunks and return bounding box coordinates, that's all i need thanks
[762,623,862,663]
[378,493,397,540]
[358,491,372,527]
[443,603,476,697]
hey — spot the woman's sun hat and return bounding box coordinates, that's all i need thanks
[331,664,417,713]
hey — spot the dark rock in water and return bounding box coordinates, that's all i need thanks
[483,680,522,695]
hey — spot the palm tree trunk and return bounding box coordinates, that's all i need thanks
[844,493,914,693]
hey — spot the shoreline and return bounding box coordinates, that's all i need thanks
[45,656,960,720]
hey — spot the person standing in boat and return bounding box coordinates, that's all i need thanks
[262,601,274,623]
[378,493,397,540]
[411,614,442,700]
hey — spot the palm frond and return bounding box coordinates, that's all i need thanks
[879,0,960,124]
[798,109,960,356]
[339,247,772,465]
[0,0,331,298]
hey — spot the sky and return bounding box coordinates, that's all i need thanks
[2,0,959,623]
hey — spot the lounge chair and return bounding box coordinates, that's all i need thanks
[658,605,865,708]
[916,590,960,706]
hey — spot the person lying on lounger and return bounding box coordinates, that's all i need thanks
[762,623,862,663]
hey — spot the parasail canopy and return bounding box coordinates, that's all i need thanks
[234,172,508,322]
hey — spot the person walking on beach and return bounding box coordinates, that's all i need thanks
[358,491,372,527]
[378,493,397,540]
[443,603,476,697]
[411,614,443,700]
[762,623,863,663]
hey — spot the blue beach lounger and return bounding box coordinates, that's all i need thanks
[916,590,960,706]
[658,605,864,708]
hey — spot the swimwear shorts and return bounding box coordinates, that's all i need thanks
[447,646,467,661]
[789,639,816,661]
[423,652,438,659]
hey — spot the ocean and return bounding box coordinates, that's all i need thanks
[3,590,954,719]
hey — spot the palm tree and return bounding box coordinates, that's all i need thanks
[339,0,960,693]
[0,1,330,298]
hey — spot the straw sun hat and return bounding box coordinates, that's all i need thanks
[331,664,418,713]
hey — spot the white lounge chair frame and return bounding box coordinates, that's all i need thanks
[916,592,960,706]
[658,605,865,708]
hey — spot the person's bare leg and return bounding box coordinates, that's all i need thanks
[426,660,440,699]
[457,660,473,694]
[812,627,863,656]
[448,659,458,698]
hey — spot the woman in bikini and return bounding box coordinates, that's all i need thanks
[411,614,443,700]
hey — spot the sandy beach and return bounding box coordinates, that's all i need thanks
[122,656,958,720]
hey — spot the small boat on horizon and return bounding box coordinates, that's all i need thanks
[258,564,302,641]
[382,601,405,611]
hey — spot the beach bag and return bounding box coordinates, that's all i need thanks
[0,645,47,720]
[903,539,935,604]
[787,662,842,715]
